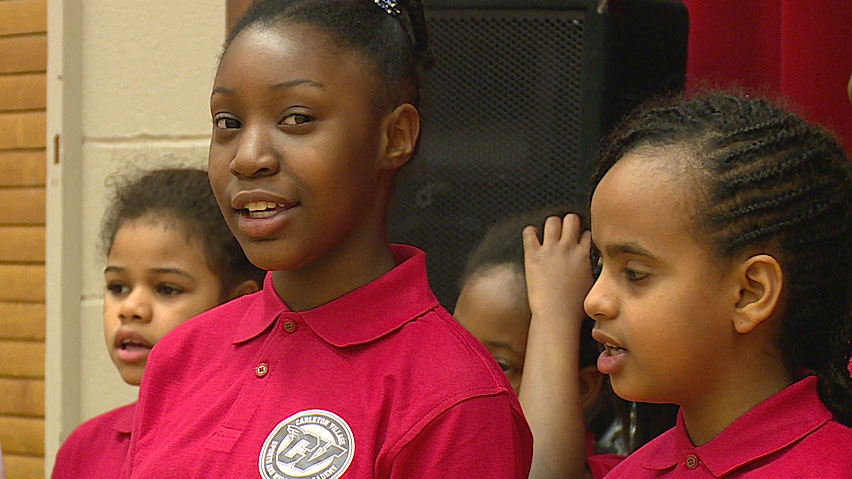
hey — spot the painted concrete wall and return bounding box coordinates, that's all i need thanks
[46,1,225,474]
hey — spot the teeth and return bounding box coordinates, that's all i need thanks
[245,201,283,212]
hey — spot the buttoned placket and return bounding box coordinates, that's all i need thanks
[205,312,302,452]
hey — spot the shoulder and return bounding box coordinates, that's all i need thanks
[53,403,136,477]
[782,418,852,472]
[394,306,515,395]
[59,403,135,445]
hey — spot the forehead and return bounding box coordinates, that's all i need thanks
[591,147,704,254]
[216,23,379,93]
[455,265,530,332]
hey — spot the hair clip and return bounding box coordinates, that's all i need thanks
[374,0,401,16]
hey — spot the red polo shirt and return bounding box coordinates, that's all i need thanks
[120,245,532,478]
[52,403,135,479]
[603,376,852,478]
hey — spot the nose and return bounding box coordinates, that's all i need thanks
[230,123,280,179]
[584,274,616,322]
[118,287,153,323]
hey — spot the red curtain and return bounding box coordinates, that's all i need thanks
[681,0,852,154]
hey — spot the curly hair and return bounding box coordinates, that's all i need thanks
[100,168,265,299]
[591,92,852,426]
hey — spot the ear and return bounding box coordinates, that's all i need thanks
[225,279,260,301]
[378,103,420,171]
[732,254,783,334]
[579,364,604,411]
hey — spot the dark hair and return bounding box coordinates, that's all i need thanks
[100,168,266,300]
[591,92,852,427]
[224,0,433,111]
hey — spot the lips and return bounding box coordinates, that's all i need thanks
[231,191,300,238]
[114,329,153,364]
[592,328,628,375]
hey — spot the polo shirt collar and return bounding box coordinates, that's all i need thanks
[114,402,136,435]
[232,244,440,348]
[642,375,831,476]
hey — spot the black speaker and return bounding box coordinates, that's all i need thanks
[389,0,689,309]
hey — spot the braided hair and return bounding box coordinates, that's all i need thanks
[224,0,433,112]
[591,93,852,426]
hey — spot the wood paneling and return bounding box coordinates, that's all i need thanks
[0,416,44,455]
[1,2,47,475]
[0,188,45,225]
[0,265,44,302]
[0,73,45,111]
[0,35,46,74]
[0,151,45,186]
[0,0,47,36]
[0,112,46,149]
[0,340,44,378]
[0,378,43,416]
[0,303,44,340]
[4,454,44,479]
[0,226,45,262]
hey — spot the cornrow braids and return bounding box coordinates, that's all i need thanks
[100,168,265,300]
[224,0,433,111]
[591,93,852,427]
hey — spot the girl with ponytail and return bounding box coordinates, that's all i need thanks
[119,2,532,478]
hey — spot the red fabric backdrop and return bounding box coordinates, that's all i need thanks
[681,0,852,155]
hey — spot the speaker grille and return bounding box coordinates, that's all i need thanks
[389,9,589,309]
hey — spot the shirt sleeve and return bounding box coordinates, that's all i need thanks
[387,393,533,478]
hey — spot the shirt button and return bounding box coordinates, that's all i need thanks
[255,362,269,377]
[283,320,296,333]
[685,454,699,470]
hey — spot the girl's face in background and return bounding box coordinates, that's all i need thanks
[454,265,530,393]
[584,147,738,406]
[208,24,390,273]
[103,220,222,385]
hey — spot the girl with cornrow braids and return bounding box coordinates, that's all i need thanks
[585,92,852,478]
[119,1,532,478]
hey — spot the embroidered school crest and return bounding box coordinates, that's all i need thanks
[259,409,355,479]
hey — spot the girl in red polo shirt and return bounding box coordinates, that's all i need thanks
[585,92,852,478]
[51,168,263,478]
[120,1,533,478]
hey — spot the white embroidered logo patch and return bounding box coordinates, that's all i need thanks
[259,409,355,479]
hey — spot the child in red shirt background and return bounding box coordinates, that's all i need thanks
[585,92,852,478]
[51,168,263,478]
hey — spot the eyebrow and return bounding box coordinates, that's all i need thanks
[211,79,325,95]
[104,265,193,279]
[603,241,656,258]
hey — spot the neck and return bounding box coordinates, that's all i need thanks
[272,234,396,312]
[680,350,795,446]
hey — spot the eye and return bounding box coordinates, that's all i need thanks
[106,282,129,296]
[157,284,183,296]
[281,113,313,126]
[214,116,241,129]
[590,245,602,279]
[624,268,649,282]
[495,359,515,375]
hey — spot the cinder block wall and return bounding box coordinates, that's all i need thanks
[43,1,225,476]
[0,1,48,477]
